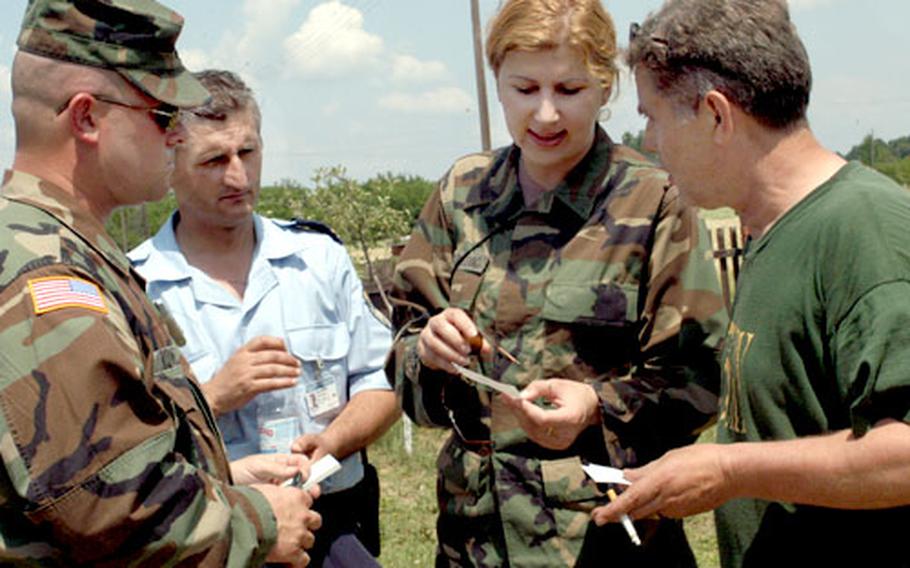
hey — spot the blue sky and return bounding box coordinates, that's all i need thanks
[1,0,908,185]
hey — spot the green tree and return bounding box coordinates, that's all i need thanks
[104,170,431,258]
[362,172,434,224]
[887,136,910,160]
[297,167,413,312]
[257,180,305,220]
[621,130,644,152]
[874,157,910,187]
[846,135,896,164]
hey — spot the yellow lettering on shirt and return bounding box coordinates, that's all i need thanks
[719,320,754,434]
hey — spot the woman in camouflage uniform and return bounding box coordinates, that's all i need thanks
[387,0,729,565]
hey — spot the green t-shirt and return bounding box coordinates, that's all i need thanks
[715,162,910,568]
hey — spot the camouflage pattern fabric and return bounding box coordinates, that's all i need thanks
[0,170,276,566]
[388,127,728,566]
[16,0,209,108]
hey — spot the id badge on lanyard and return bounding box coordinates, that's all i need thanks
[304,357,342,418]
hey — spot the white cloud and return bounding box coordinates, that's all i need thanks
[196,0,302,79]
[175,46,265,95]
[239,0,301,59]
[179,49,212,73]
[284,1,384,78]
[378,87,473,114]
[391,55,449,84]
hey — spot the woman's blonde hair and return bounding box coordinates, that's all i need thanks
[486,0,618,94]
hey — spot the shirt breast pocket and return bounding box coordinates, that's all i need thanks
[541,281,640,379]
[183,349,218,384]
[287,323,350,422]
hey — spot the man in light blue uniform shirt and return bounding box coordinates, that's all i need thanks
[129,69,398,565]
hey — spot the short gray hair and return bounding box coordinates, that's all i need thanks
[627,0,811,129]
[185,69,261,131]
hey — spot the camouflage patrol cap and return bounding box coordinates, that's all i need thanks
[16,0,209,109]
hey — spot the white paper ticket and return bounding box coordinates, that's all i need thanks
[581,462,632,485]
[451,363,521,398]
[282,453,342,489]
[303,454,342,490]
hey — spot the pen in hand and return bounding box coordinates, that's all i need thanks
[607,488,641,546]
[287,470,304,488]
[467,332,522,367]
[282,454,343,491]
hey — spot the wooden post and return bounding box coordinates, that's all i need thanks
[470,0,492,151]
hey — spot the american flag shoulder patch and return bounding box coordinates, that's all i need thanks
[27,276,109,315]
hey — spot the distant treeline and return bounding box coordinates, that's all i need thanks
[107,132,910,254]
[844,135,910,186]
[107,169,434,252]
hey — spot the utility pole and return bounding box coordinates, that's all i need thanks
[470,0,492,151]
[870,129,875,166]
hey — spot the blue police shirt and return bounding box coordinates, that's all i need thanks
[129,214,393,493]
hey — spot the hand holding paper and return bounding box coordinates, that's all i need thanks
[590,443,736,530]
[498,378,602,451]
[451,363,521,398]
[283,454,342,490]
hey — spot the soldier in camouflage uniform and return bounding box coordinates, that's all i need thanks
[386,0,728,566]
[0,1,320,565]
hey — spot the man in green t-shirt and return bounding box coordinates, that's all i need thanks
[502,1,910,566]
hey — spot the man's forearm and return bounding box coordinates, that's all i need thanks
[200,381,225,416]
[727,419,910,509]
[320,389,400,459]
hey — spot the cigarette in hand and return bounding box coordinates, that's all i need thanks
[607,488,641,546]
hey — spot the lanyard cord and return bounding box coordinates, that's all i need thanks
[447,210,523,292]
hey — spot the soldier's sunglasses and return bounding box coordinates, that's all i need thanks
[56,93,181,132]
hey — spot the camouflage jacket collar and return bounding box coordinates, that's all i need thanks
[465,126,615,226]
[1,169,131,276]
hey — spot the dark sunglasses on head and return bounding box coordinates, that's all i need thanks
[55,93,180,132]
[629,22,670,50]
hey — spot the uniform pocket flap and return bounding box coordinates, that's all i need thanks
[542,282,638,325]
[152,345,186,379]
[540,456,604,507]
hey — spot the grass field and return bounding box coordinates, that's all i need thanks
[370,420,720,567]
